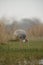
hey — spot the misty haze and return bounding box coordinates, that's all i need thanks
[0,0,43,65]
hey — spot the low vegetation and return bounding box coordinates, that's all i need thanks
[0,39,43,65]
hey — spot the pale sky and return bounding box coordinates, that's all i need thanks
[0,0,43,21]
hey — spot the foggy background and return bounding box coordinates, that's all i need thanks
[0,0,43,22]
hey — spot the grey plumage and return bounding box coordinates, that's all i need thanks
[14,29,26,41]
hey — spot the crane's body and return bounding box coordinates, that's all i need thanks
[14,29,28,42]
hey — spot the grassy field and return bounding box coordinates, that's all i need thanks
[0,39,43,65]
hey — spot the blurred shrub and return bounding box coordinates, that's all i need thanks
[0,21,11,44]
[28,24,43,37]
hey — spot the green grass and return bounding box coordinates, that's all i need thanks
[0,39,43,65]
